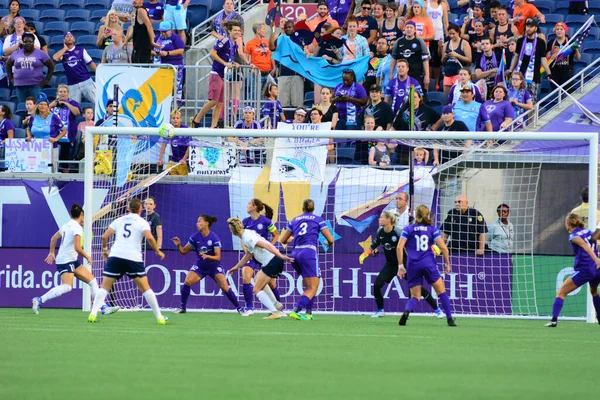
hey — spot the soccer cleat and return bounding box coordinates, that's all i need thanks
[279,310,288,317]
[299,313,314,321]
[32,297,41,314]
[101,305,121,315]
[236,306,245,315]
[88,314,97,323]
[173,308,187,314]
[275,301,284,311]
[371,310,385,318]
[435,308,445,319]
[289,311,302,320]
[263,311,283,320]
[545,321,558,328]
[399,311,410,326]
[242,308,254,317]
[447,318,457,327]
[157,316,169,325]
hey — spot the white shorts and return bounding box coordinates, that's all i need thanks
[164,4,187,30]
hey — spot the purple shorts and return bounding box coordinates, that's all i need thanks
[571,267,600,288]
[244,257,261,271]
[291,246,320,278]
[190,263,225,280]
[406,262,441,289]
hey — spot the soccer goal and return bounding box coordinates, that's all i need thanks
[84,126,598,322]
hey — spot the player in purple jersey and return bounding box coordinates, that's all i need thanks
[546,214,600,327]
[227,218,294,319]
[236,199,280,316]
[171,215,243,314]
[280,199,335,321]
[397,205,456,327]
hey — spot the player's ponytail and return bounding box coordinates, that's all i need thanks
[253,198,274,220]
[381,210,397,226]
[302,199,315,213]
[415,205,433,226]
[70,203,83,218]
[227,218,244,236]
[201,214,218,227]
[566,213,585,230]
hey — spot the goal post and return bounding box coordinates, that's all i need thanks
[84,126,599,321]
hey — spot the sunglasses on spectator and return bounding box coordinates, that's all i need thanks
[362,6,371,9]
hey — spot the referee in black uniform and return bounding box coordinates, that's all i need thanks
[441,194,487,255]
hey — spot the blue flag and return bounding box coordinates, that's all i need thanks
[272,35,370,88]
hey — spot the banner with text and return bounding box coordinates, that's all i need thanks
[3,139,51,173]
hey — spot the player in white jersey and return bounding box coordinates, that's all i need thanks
[32,204,120,315]
[227,218,294,319]
[88,198,167,324]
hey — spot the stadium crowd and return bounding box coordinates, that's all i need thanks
[0,0,593,171]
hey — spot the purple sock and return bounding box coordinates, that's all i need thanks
[180,284,191,309]
[242,283,254,309]
[593,296,600,317]
[405,297,419,312]
[271,286,282,302]
[306,298,314,314]
[225,288,240,308]
[294,295,310,313]
[552,297,564,320]
[438,292,453,320]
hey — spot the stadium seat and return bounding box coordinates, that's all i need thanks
[0,0,8,9]
[426,91,448,106]
[565,15,590,25]
[34,0,59,12]
[57,76,68,86]
[590,27,600,41]
[39,10,66,23]
[574,62,586,76]
[538,26,548,37]
[0,101,16,113]
[582,40,600,54]
[448,13,459,24]
[18,0,34,9]
[79,102,95,111]
[579,53,593,65]
[42,88,56,101]
[77,35,99,51]
[48,35,65,53]
[84,0,110,12]
[546,33,555,44]
[304,91,314,103]
[39,33,49,46]
[0,88,10,101]
[44,76,57,89]
[11,115,22,129]
[44,22,69,37]
[14,128,26,139]
[19,9,40,22]
[65,10,92,23]
[188,5,209,28]
[59,0,85,11]
[534,0,554,14]
[69,22,96,36]
[210,0,224,15]
[336,146,356,164]
[87,49,103,64]
[90,10,109,23]
[543,14,564,25]
[589,7,600,15]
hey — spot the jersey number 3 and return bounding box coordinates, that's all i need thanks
[298,222,308,236]
[415,235,429,251]
[123,223,132,238]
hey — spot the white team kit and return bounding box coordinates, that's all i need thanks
[56,219,83,265]
[108,213,151,262]
[241,229,274,267]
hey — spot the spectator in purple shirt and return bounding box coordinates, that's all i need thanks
[154,21,185,105]
[192,21,242,129]
[6,32,54,105]
[0,104,15,144]
[158,109,190,176]
[50,84,81,161]
[52,32,97,104]
[144,0,165,22]
[482,85,514,131]
[26,92,67,171]
[332,69,368,130]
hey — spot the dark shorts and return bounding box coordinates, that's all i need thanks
[190,263,225,280]
[104,257,146,279]
[571,267,600,288]
[56,259,81,275]
[406,262,441,288]
[376,263,398,284]
[291,246,320,278]
[132,48,152,64]
[429,40,441,68]
[261,257,284,278]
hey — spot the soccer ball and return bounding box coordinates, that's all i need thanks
[158,123,175,139]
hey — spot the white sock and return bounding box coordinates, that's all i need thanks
[88,278,99,298]
[90,288,108,317]
[40,284,72,303]
[263,285,277,304]
[257,290,278,312]
[143,289,163,319]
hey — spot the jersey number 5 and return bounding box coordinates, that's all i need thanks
[123,223,132,238]
[415,235,429,251]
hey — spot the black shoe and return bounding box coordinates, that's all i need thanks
[545,320,557,327]
[399,311,409,326]
[173,308,187,314]
[447,318,457,327]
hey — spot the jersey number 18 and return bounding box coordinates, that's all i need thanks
[415,235,429,251]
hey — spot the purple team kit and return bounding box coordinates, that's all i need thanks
[287,213,328,278]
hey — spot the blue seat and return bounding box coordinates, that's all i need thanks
[90,9,108,23]
[188,4,209,28]
[426,91,448,106]
[95,21,105,35]
[534,0,555,14]
[44,21,69,36]
[34,0,59,11]
[44,76,57,89]
[0,101,17,113]
[336,146,356,164]
[38,33,49,46]
[69,21,96,36]
[44,22,69,37]
[19,9,40,22]
[304,91,314,102]
[11,115,22,129]
[59,0,85,11]
[42,88,56,101]
[0,0,8,9]
[566,15,590,24]
[65,10,91,23]
[538,26,548,37]
[87,49,103,64]
[84,0,110,12]
[0,88,10,101]
[544,14,564,25]
[448,13,458,24]
[77,35,99,51]
[583,40,600,51]
[589,7,600,15]
[49,35,65,52]
[39,10,66,23]
[18,0,34,9]
[14,128,27,139]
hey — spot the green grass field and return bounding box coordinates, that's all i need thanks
[1,309,596,400]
